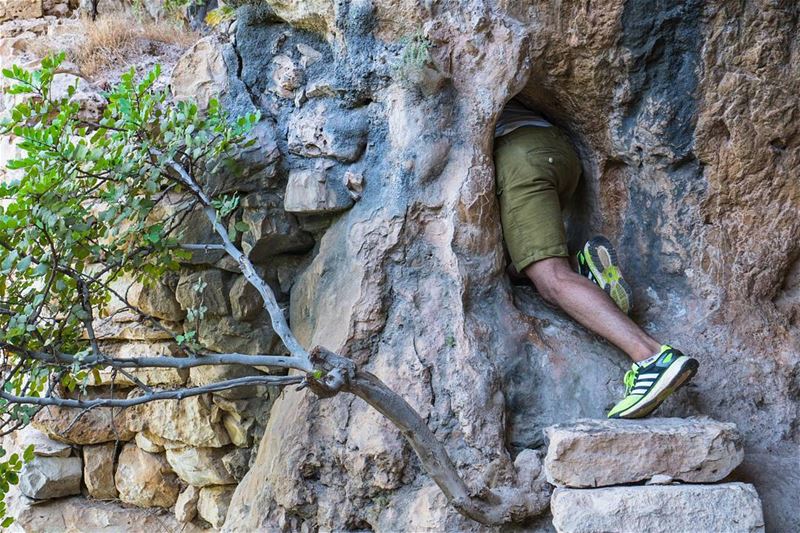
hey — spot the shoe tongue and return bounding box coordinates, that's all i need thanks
[637,352,661,368]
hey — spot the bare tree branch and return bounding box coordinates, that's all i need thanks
[0,375,303,408]
[161,156,310,364]
[0,343,309,372]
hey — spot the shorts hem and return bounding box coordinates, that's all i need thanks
[514,245,570,272]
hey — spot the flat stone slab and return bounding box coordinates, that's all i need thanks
[544,417,743,487]
[551,483,764,533]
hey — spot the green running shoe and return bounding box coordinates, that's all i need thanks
[607,346,699,419]
[577,236,633,315]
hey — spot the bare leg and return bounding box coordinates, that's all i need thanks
[525,257,660,362]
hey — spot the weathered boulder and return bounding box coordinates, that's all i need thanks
[83,443,118,500]
[18,456,82,500]
[239,192,314,262]
[197,485,235,528]
[126,394,231,448]
[551,483,765,533]
[175,485,200,524]
[0,0,42,21]
[114,443,179,508]
[544,418,744,487]
[284,168,354,215]
[287,101,368,162]
[176,270,230,316]
[165,447,236,487]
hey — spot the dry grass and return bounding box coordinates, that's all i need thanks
[70,14,198,78]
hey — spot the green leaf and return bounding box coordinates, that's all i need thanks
[22,445,34,463]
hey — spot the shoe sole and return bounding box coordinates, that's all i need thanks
[583,236,633,315]
[614,357,699,419]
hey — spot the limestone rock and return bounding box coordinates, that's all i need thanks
[18,456,82,500]
[551,483,765,533]
[149,193,222,264]
[166,447,236,487]
[271,54,304,98]
[135,431,165,453]
[222,448,251,482]
[240,192,314,262]
[32,391,134,445]
[175,485,200,523]
[90,319,176,341]
[297,43,322,67]
[284,168,354,215]
[101,341,189,387]
[197,485,235,528]
[129,279,184,322]
[544,418,744,487]
[189,361,261,400]
[205,120,282,194]
[126,394,231,448]
[222,413,252,447]
[0,0,43,21]
[8,494,208,532]
[176,270,230,316]
[83,443,118,500]
[171,36,229,111]
[196,315,278,355]
[11,426,71,457]
[114,443,179,508]
[287,101,368,162]
[229,275,263,321]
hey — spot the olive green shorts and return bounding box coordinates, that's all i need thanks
[494,126,581,272]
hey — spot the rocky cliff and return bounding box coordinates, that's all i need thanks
[0,0,797,531]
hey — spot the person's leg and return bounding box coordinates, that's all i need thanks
[525,257,660,362]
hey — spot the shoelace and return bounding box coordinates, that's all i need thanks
[623,364,639,396]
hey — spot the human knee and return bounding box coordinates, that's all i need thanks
[525,258,572,304]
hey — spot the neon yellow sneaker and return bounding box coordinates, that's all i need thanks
[607,346,699,419]
[577,236,633,315]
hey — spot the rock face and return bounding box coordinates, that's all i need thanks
[114,444,179,508]
[18,456,82,500]
[219,1,800,531]
[544,417,744,487]
[551,483,765,533]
